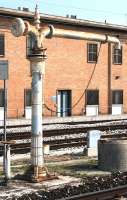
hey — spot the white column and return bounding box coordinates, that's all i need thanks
[5,144,11,180]
[30,57,45,170]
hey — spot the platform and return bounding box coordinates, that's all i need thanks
[0,114,127,126]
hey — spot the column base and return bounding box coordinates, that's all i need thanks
[25,165,57,183]
[87,147,98,157]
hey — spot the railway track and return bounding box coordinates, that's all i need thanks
[9,139,87,153]
[60,185,127,200]
[14,182,127,200]
[0,118,127,153]
[2,120,127,138]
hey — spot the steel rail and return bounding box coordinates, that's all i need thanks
[44,118,127,126]
[102,133,127,139]
[59,184,127,200]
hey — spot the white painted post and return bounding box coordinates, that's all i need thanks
[11,5,50,182]
[87,130,101,157]
[5,144,11,180]
[30,56,46,180]
[57,91,61,117]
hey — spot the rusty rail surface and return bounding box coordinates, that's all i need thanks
[60,185,127,200]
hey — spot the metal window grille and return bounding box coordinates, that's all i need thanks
[87,43,98,62]
[86,90,99,105]
[112,90,123,104]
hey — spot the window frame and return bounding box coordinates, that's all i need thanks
[0,89,4,107]
[87,43,98,63]
[0,34,5,57]
[24,89,32,107]
[112,90,123,105]
[57,89,72,117]
[86,90,99,105]
[113,46,122,65]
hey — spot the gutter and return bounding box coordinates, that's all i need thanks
[0,7,127,32]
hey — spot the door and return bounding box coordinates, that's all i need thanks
[57,90,71,117]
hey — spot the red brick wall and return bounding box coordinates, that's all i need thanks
[44,36,109,116]
[111,42,127,113]
[0,18,31,118]
[0,16,127,117]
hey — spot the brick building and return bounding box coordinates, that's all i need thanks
[0,7,126,118]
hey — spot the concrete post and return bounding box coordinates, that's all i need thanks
[87,130,101,157]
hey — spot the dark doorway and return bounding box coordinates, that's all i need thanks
[57,90,71,117]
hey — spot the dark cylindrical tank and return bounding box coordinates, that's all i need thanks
[98,139,127,171]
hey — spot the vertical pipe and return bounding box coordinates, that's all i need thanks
[3,80,7,180]
[57,91,61,117]
[4,80,7,141]
[62,91,66,117]
[30,57,46,180]
[108,43,112,114]
[5,145,11,179]
[31,71,43,167]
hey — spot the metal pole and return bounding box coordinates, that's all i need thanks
[30,57,46,181]
[3,79,7,179]
[4,80,7,141]
[5,144,11,179]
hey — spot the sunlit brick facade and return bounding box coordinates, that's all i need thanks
[0,7,127,118]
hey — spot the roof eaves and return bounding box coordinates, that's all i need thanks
[0,7,127,32]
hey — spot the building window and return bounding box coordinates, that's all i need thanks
[25,89,32,107]
[0,35,4,56]
[113,46,122,65]
[0,89,4,107]
[87,43,98,63]
[112,90,123,104]
[86,90,99,105]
